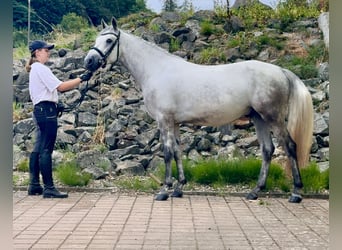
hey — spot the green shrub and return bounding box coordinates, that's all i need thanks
[13,29,27,48]
[56,161,92,186]
[231,1,275,29]
[59,13,89,33]
[200,20,216,36]
[197,47,226,64]
[255,35,285,50]
[169,38,181,53]
[17,158,29,172]
[80,28,98,50]
[300,162,329,193]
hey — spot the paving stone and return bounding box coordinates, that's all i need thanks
[13,191,329,249]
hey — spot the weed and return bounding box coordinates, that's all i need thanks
[13,102,26,122]
[116,176,159,192]
[16,158,29,172]
[13,44,30,61]
[300,162,329,193]
[149,23,161,33]
[13,175,19,186]
[56,161,92,187]
[255,35,285,50]
[200,20,216,36]
[197,47,226,64]
[111,87,123,99]
[169,38,181,53]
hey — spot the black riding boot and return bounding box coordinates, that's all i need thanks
[28,152,43,195]
[40,149,68,198]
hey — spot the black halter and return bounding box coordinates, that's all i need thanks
[90,30,121,68]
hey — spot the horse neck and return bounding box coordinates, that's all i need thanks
[119,31,180,84]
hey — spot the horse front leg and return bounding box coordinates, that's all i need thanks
[247,113,274,201]
[155,124,174,201]
[155,145,173,201]
[171,128,186,198]
[247,142,274,200]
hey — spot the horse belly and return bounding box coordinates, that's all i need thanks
[175,98,250,127]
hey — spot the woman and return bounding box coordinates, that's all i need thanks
[26,40,93,198]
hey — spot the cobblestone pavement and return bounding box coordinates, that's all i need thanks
[13,191,329,249]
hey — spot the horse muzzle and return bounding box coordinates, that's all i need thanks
[84,54,103,72]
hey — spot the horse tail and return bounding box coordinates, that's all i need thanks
[283,69,313,168]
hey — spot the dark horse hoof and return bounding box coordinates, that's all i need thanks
[155,192,169,201]
[171,189,183,198]
[246,192,258,200]
[288,193,302,203]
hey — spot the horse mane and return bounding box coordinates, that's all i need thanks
[120,28,187,62]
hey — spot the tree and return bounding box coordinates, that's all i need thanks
[163,0,178,11]
[13,0,147,34]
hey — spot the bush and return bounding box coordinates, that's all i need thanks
[300,163,329,193]
[200,20,216,36]
[13,29,27,48]
[60,13,89,33]
[56,161,92,186]
[197,47,226,64]
[16,158,29,172]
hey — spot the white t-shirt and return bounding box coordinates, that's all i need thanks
[29,62,62,105]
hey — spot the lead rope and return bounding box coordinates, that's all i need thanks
[57,79,89,117]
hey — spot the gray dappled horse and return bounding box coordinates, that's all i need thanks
[84,18,313,203]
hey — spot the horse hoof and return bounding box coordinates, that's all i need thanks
[171,189,183,198]
[155,192,169,201]
[246,192,258,200]
[288,193,302,203]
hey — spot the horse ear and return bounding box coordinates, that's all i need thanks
[111,17,118,31]
[101,19,108,29]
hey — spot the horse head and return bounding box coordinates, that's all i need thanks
[84,17,120,72]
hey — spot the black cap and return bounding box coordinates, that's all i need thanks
[29,40,54,54]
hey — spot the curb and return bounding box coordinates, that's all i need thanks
[13,186,329,199]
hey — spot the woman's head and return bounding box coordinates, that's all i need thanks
[26,40,54,72]
[29,40,54,55]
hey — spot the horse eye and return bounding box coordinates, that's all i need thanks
[106,38,113,44]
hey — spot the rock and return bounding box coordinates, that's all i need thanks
[223,16,245,34]
[318,12,329,50]
[13,118,35,134]
[161,11,181,22]
[77,112,98,126]
[313,113,329,135]
[318,62,329,82]
[115,160,145,175]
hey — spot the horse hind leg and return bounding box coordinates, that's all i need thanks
[246,111,275,201]
[283,132,303,203]
[270,122,303,203]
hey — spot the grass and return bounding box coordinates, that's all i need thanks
[197,47,226,64]
[301,162,329,193]
[55,161,92,187]
[16,158,29,172]
[169,38,181,53]
[115,176,160,192]
[12,154,329,195]
[150,157,328,194]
